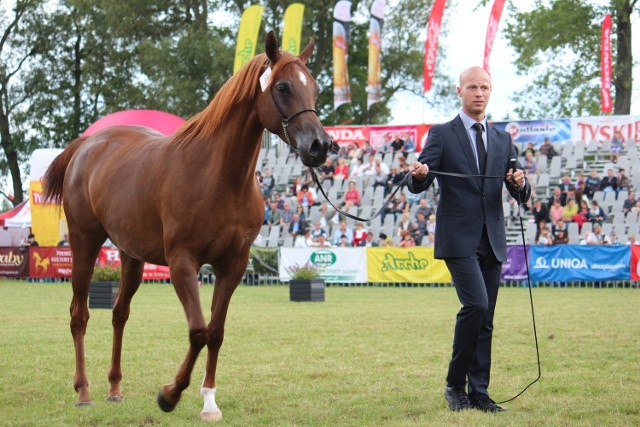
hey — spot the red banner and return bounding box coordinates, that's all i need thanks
[601,14,612,113]
[0,247,29,277]
[29,247,73,278]
[631,245,640,280]
[98,248,171,281]
[324,124,431,152]
[483,0,506,74]
[423,0,446,93]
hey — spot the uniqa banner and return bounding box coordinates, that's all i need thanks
[529,245,630,282]
[279,247,367,282]
[367,247,450,283]
[233,5,264,74]
[282,3,305,55]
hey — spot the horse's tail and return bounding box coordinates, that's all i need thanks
[42,136,89,205]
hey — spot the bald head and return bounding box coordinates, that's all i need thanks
[457,66,492,121]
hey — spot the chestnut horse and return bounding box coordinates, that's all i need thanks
[43,31,331,421]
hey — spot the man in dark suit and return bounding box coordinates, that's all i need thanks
[408,66,530,413]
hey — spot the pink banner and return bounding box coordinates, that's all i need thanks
[601,14,612,113]
[98,248,171,281]
[324,124,431,152]
[483,0,506,74]
[423,0,446,93]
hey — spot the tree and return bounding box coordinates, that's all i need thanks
[503,0,637,119]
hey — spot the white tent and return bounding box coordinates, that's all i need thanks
[0,200,31,246]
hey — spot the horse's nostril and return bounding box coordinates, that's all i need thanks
[309,139,322,155]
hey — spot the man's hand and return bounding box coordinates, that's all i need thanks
[507,168,525,188]
[411,161,429,180]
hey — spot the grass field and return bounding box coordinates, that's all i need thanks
[0,280,638,426]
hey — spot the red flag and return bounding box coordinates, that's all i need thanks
[601,14,612,113]
[483,0,506,74]
[423,0,447,93]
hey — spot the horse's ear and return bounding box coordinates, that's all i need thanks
[299,37,315,64]
[265,30,281,64]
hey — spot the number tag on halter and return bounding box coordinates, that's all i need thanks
[259,67,272,92]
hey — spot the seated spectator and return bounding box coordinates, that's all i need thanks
[521,142,535,158]
[349,157,366,179]
[374,156,390,176]
[574,171,587,189]
[378,232,393,247]
[389,134,406,153]
[260,168,275,198]
[311,234,332,247]
[402,133,415,152]
[585,223,609,245]
[412,211,428,245]
[371,163,388,193]
[320,157,335,184]
[561,198,578,222]
[294,229,314,248]
[396,212,413,237]
[622,191,638,217]
[362,141,376,157]
[573,200,590,232]
[347,142,363,162]
[415,198,432,219]
[297,185,314,215]
[609,231,622,246]
[552,219,568,239]
[617,168,629,193]
[532,199,549,225]
[523,151,537,176]
[290,176,303,197]
[584,169,601,200]
[267,200,281,229]
[280,202,294,229]
[288,213,308,238]
[385,166,404,197]
[538,137,558,160]
[397,229,416,247]
[549,199,564,225]
[534,220,549,243]
[353,222,368,246]
[553,228,569,245]
[536,226,554,246]
[334,157,350,181]
[360,231,379,247]
[343,180,362,207]
[336,234,351,247]
[610,130,625,163]
[311,221,327,242]
[587,200,606,223]
[599,169,617,193]
[548,187,566,208]
[627,234,640,245]
[394,193,410,217]
[57,233,70,247]
[332,221,353,246]
[557,175,573,194]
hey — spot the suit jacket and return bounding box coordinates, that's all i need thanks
[408,115,530,262]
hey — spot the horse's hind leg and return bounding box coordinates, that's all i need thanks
[107,252,144,402]
[199,254,247,421]
[157,256,207,412]
[69,232,105,406]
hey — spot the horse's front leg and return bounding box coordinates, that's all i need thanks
[200,254,247,421]
[107,254,144,402]
[157,256,207,412]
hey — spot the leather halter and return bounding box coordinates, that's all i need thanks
[267,77,318,148]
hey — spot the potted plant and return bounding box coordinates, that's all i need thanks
[286,262,325,302]
[89,263,121,309]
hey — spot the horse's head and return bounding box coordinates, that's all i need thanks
[258,31,333,168]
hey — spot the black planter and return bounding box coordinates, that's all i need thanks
[89,281,119,309]
[289,279,325,302]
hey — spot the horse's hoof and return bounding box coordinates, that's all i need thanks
[106,395,124,403]
[200,411,223,422]
[157,389,176,413]
[74,401,94,407]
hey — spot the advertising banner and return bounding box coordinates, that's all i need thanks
[29,247,73,278]
[367,247,451,283]
[493,119,571,147]
[279,247,367,283]
[423,0,446,93]
[282,3,305,55]
[333,1,352,109]
[325,124,430,152]
[529,245,630,282]
[233,5,264,74]
[98,248,171,281]
[0,248,29,277]
[601,14,612,113]
[630,245,640,280]
[30,149,66,247]
[483,0,506,74]
[570,115,640,143]
[501,245,529,281]
[366,0,385,108]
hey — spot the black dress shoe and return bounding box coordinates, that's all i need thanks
[444,386,472,411]
[469,395,506,412]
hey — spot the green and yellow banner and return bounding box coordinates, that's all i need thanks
[233,5,264,74]
[282,3,305,55]
[367,247,451,283]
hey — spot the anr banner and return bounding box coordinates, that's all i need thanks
[279,247,367,283]
[529,245,630,282]
[367,247,450,283]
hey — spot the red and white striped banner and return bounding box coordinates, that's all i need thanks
[601,14,612,113]
[483,0,506,74]
[423,0,446,93]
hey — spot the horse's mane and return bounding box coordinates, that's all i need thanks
[170,51,303,147]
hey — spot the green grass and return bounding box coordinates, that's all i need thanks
[0,280,638,426]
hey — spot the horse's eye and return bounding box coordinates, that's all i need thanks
[276,82,289,94]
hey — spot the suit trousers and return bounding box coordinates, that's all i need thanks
[444,225,502,398]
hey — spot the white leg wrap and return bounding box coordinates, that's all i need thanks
[200,387,220,414]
